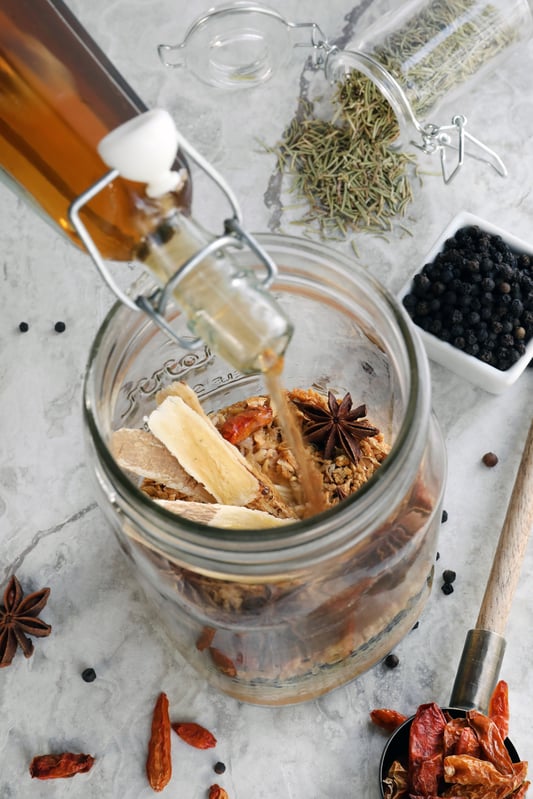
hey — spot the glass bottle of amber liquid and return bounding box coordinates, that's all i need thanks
[0,0,292,372]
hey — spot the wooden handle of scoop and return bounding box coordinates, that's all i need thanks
[476,416,533,636]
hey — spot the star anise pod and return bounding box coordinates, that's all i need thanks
[292,390,379,465]
[0,575,52,668]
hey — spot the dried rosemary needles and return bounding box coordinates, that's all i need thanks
[270,71,416,239]
[374,0,518,119]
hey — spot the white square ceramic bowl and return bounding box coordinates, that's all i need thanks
[399,212,533,394]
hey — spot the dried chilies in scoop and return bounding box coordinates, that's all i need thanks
[372,680,529,799]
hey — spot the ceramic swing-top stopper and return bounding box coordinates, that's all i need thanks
[97,108,186,198]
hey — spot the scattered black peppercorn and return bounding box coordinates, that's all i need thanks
[54,321,66,333]
[441,509,448,523]
[482,452,499,467]
[384,653,399,669]
[81,667,97,683]
[441,582,454,595]
[213,762,226,775]
[442,569,456,584]
[402,225,533,371]
[18,321,29,333]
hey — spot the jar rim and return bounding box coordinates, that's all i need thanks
[84,232,432,574]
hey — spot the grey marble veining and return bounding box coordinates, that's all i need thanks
[1,0,533,796]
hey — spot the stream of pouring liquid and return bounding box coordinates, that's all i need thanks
[261,351,327,519]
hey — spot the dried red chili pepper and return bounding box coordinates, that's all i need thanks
[443,717,480,758]
[488,679,510,741]
[409,703,447,796]
[208,784,229,799]
[196,626,216,651]
[383,760,409,799]
[444,753,510,786]
[454,725,482,758]
[146,692,172,792]
[29,752,95,780]
[465,709,513,776]
[209,647,237,678]
[370,708,408,734]
[219,406,273,445]
[172,721,217,749]
[512,777,531,799]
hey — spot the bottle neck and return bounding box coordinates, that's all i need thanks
[137,211,293,374]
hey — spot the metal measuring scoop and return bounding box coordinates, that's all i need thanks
[379,416,533,795]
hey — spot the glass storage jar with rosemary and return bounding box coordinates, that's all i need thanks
[323,0,533,180]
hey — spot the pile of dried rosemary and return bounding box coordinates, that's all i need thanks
[269,71,416,238]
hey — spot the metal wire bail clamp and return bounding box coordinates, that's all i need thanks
[68,112,278,350]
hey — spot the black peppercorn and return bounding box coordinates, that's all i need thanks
[402,226,533,372]
[441,583,454,595]
[482,452,499,467]
[81,667,97,683]
[214,762,226,775]
[441,509,448,523]
[442,569,456,584]
[384,653,399,669]
[54,321,66,333]
[18,321,29,332]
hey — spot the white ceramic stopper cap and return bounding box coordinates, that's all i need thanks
[97,108,186,198]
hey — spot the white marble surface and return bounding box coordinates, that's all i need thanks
[1,0,533,796]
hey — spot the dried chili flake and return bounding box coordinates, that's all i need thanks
[172,721,217,749]
[219,406,273,445]
[146,692,172,792]
[29,752,94,780]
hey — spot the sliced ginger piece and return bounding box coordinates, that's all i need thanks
[110,428,214,502]
[148,396,295,519]
[156,499,293,529]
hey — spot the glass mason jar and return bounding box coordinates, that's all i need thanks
[323,0,532,177]
[328,0,533,133]
[84,234,446,706]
